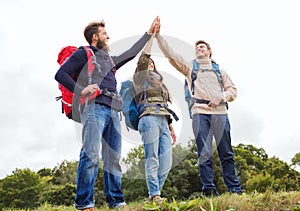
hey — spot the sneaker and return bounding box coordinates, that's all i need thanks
[202,188,219,197]
[154,195,165,203]
[112,201,127,209]
[146,195,165,204]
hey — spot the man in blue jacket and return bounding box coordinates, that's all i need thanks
[55,17,160,210]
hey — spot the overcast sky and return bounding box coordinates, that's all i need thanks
[0,0,299,179]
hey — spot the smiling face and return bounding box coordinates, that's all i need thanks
[195,43,210,59]
[148,58,155,70]
[194,40,212,59]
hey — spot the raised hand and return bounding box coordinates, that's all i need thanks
[155,16,160,34]
[148,16,160,34]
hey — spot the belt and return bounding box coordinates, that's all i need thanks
[139,103,179,121]
[192,98,228,109]
[101,89,121,101]
[192,98,210,104]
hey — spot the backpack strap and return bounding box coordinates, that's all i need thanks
[137,80,179,121]
[191,59,199,95]
[187,59,228,113]
[109,57,117,75]
[190,59,224,94]
[136,79,149,106]
[211,60,223,91]
[83,46,96,83]
[82,46,99,106]
[184,79,193,118]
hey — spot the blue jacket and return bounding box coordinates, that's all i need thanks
[55,32,151,109]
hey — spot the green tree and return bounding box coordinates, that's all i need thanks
[39,160,78,206]
[165,143,201,199]
[0,168,42,209]
[122,145,148,202]
[37,167,52,177]
[246,172,277,193]
[51,160,78,185]
[234,144,266,172]
[41,183,76,206]
[265,156,299,191]
[291,152,300,167]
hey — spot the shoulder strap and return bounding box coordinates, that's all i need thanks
[191,60,199,95]
[137,79,149,105]
[81,46,97,106]
[211,60,223,91]
[83,46,96,82]
[109,57,117,75]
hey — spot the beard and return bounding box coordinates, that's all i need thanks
[96,40,110,51]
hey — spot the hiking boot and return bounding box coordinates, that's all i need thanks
[228,187,243,195]
[202,188,219,197]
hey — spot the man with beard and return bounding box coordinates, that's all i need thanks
[55,17,160,210]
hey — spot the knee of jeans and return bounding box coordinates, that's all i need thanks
[219,152,234,163]
[159,158,172,173]
[158,168,170,180]
[198,153,212,165]
[89,155,100,165]
[108,156,121,166]
[81,149,100,165]
[146,171,157,180]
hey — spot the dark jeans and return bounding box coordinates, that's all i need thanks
[192,114,242,194]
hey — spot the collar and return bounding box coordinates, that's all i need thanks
[196,58,211,65]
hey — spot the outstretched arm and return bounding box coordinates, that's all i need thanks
[143,34,155,54]
[112,16,160,69]
[135,32,155,74]
[155,20,191,77]
[156,34,191,77]
[144,32,156,54]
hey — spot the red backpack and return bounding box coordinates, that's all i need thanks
[56,46,100,122]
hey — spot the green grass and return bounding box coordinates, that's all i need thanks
[3,191,300,211]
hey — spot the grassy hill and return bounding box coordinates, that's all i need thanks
[2,191,300,211]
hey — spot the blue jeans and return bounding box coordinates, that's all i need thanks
[192,114,242,194]
[138,115,172,197]
[74,104,125,209]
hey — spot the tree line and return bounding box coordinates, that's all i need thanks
[0,141,299,210]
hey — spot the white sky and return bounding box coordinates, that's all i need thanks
[0,0,299,179]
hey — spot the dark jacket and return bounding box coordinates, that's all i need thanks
[55,32,151,109]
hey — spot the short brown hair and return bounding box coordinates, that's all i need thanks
[84,20,105,44]
[195,40,212,58]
